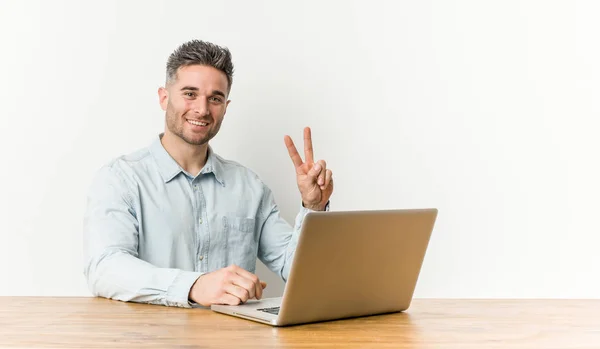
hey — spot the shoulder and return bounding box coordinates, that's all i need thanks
[104,146,152,177]
[90,145,155,192]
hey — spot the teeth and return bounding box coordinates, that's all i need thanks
[188,120,208,126]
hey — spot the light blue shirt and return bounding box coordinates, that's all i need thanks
[83,134,325,308]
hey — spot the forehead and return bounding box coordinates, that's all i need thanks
[173,64,228,91]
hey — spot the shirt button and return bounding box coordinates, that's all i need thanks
[199,255,204,261]
[193,185,199,190]
[199,218,203,224]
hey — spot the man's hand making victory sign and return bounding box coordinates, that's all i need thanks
[284,127,333,211]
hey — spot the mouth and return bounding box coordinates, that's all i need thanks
[186,119,210,128]
[187,119,209,126]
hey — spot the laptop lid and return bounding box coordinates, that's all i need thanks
[273,208,438,326]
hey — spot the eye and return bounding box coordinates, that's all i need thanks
[184,92,196,98]
[209,96,224,103]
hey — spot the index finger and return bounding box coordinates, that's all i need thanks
[284,135,303,168]
[304,127,314,164]
[233,266,264,300]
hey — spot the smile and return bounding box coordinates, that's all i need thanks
[187,119,209,126]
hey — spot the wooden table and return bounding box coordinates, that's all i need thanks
[0,298,598,348]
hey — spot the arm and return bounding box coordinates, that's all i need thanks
[258,127,334,281]
[256,188,307,282]
[257,186,330,282]
[82,165,202,308]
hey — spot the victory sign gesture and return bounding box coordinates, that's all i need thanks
[284,127,333,211]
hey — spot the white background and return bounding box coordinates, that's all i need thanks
[0,0,598,299]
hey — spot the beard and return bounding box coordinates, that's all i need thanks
[165,105,223,146]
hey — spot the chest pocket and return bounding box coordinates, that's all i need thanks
[225,216,255,233]
[222,215,257,268]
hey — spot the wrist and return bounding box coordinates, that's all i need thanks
[188,275,204,304]
[302,202,326,211]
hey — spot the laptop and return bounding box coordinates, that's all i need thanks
[211,208,438,326]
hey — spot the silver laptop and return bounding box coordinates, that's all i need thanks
[211,208,438,326]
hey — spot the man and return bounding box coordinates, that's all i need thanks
[83,40,333,308]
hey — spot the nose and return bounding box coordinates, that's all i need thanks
[192,98,210,117]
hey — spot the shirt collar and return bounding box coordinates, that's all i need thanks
[149,134,226,186]
[202,145,226,186]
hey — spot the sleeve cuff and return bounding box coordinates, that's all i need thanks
[165,270,204,308]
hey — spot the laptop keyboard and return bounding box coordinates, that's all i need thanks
[257,306,280,315]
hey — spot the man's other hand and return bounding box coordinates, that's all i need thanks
[188,265,267,306]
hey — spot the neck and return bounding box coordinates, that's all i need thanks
[160,131,209,175]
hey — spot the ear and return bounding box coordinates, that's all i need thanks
[223,99,231,117]
[158,87,169,111]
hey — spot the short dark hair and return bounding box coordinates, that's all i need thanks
[166,40,234,92]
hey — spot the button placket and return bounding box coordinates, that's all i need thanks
[194,179,209,273]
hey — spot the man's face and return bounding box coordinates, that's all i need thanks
[159,65,230,146]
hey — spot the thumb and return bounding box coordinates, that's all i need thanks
[307,163,321,180]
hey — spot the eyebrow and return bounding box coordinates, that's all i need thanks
[180,86,226,98]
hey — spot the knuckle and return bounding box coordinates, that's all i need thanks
[224,271,234,282]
